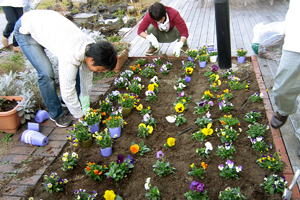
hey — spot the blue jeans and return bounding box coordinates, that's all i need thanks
[14,19,80,120]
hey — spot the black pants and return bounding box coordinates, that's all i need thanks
[2,6,23,47]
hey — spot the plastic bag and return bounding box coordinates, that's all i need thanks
[252,22,285,61]
[24,0,42,12]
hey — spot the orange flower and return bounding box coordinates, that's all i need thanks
[94,169,99,175]
[201,162,207,170]
[102,121,106,124]
[137,64,140,68]
[104,165,107,168]
[86,166,91,171]
[115,117,118,120]
[108,116,112,120]
[130,144,140,154]
[238,123,241,126]
[102,112,106,116]
[93,110,97,113]
[98,171,103,176]
[221,121,226,125]
[132,66,136,71]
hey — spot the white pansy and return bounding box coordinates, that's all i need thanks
[166,115,177,123]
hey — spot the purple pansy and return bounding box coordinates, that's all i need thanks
[156,151,164,159]
[198,101,207,107]
[116,154,124,164]
[211,65,218,72]
[125,154,135,165]
[178,91,185,97]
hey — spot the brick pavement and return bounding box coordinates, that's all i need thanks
[0,75,116,199]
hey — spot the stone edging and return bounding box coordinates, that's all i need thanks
[251,55,300,199]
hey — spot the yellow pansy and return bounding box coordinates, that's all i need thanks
[147,125,153,134]
[139,123,146,128]
[136,104,143,111]
[190,163,195,168]
[167,137,176,147]
[175,103,185,113]
[104,190,116,200]
[148,84,155,91]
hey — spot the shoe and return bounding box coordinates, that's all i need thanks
[61,99,67,108]
[2,36,8,47]
[145,46,159,56]
[50,114,72,128]
[270,111,288,129]
[13,46,22,52]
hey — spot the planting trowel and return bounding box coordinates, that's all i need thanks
[282,169,300,200]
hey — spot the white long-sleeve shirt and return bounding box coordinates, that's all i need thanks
[283,0,300,53]
[0,0,27,7]
[19,10,94,118]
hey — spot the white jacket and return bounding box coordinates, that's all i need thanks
[0,0,27,7]
[283,0,300,53]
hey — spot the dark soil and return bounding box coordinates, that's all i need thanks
[0,99,18,112]
[25,58,283,200]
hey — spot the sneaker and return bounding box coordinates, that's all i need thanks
[145,46,159,56]
[49,114,72,128]
[270,111,288,129]
[61,99,67,108]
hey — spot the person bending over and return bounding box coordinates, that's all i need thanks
[14,10,117,127]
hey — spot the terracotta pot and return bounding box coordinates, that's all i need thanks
[122,107,132,117]
[113,42,129,73]
[0,96,23,133]
[80,138,93,148]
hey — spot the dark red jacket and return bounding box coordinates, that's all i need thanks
[137,6,189,38]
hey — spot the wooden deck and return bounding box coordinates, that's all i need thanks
[122,0,289,57]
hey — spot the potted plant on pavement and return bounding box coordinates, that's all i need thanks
[112,42,131,73]
[0,96,23,133]
[237,48,247,63]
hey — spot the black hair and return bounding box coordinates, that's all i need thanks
[85,41,117,71]
[149,2,167,22]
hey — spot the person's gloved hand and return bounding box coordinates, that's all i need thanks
[146,33,160,50]
[79,96,90,115]
[173,41,184,58]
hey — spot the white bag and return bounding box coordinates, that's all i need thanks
[24,0,41,12]
[252,22,285,61]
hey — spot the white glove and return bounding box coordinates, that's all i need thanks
[173,41,184,58]
[79,96,90,115]
[146,33,160,50]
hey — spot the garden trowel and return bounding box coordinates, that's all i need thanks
[282,169,300,200]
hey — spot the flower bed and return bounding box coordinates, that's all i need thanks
[26,58,284,199]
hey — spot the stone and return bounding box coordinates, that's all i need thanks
[73,13,98,24]
[125,18,136,28]
[107,5,121,14]
[127,5,135,13]
[118,27,132,36]
[90,7,97,13]
[98,6,106,12]
[72,0,88,4]
[102,14,117,20]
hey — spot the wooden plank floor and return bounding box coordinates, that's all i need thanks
[122,0,289,57]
